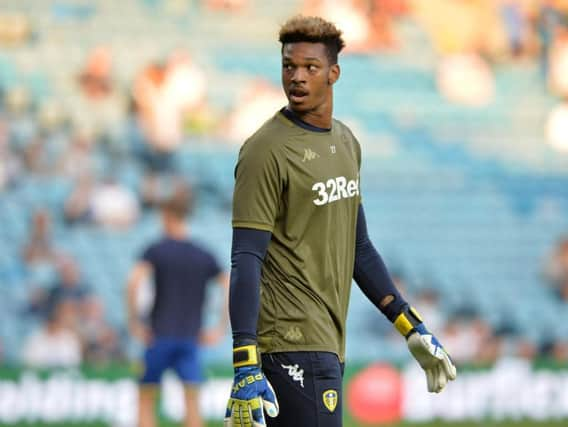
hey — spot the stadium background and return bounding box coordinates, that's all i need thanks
[1,0,568,426]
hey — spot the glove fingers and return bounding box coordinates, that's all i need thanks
[261,379,279,418]
[225,398,235,420]
[441,351,457,381]
[225,399,261,427]
[436,363,448,393]
[249,397,266,426]
[426,368,436,393]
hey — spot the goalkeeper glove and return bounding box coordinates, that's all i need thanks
[224,343,279,427]
[394,306,457,393]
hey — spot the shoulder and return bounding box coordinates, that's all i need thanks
[145,239,165,253]
[333,118,358,143]
[186,239,211,256]
[187,241,219,265]
[240,111,299,156]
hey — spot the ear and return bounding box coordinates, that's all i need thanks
[328,64,340,85]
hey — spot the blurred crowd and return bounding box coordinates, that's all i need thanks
[365,270,568,369]
[1,0,568,369]
[20,208,125,368]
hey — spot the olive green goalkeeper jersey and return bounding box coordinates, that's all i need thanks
[232,111,361,361]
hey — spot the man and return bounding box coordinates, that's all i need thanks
[224,15,457,427]
[126,193,229,427]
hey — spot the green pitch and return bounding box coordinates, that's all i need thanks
[7,421,568,426]
[203,421,568,427]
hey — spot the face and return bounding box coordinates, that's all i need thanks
[281,42,339,115]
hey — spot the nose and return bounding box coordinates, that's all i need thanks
[291,67,306,83]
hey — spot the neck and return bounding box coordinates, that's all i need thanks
[289,94,333,129]
[166,222,187,239]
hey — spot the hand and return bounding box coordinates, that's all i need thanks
[129,321,152,345]
[224,344,279,427]
[407,324,457,393]
[394,306,456,393]
[200,326,225,346]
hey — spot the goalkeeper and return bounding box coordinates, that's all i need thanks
[225,15,457,427]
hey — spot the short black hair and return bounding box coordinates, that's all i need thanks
[279,15,345,65]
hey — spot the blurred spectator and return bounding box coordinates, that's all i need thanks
[71,46,127,142]
[303,0,402,52]
[57,128,99,180]
[22,135,56,175]
[204,0,248,12]
[0,119,22,190]
[475,322,537,365]
[78,46,113,101]
[540,338,568,364]
[22,300,82,368]
[548,27,568,95]
[515,336,539,361]
[545,98,568,152]
[4,86,31,115]
[90,177,140,229]
[78,296,124,365]
[132,51,208,155]
[140,174,191,211]
[221,79,286,143]
[543,236,568,300]
[47,257,91,306]
[367,0,409,50]
[23,209,60,266]
[162,50,213,136]
[28,257,91,317]
[63,175,140,228]
[499,0,537,59]
[411,0,507,57]
[63,174,95,225]
[536,0,568,81]
[0,13,30,45]
[441,307,493,365]
[437,53,495,107]
[413,287,444,333]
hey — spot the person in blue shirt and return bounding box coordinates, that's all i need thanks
[126,193,229,427]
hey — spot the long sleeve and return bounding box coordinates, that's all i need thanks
[353,204,408,321]
[229,227,272,343]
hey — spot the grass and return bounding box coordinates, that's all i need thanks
[201,421,565,427]
[6,421,567,426]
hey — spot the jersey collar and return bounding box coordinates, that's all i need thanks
[280,107,331,133]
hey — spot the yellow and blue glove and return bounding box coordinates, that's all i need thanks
[395,306,457,393]
[224,343,279,427]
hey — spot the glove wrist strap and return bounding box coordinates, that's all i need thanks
[394,306,423,338]
[233,344,260,368]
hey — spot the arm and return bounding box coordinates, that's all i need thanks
[229,227,271,342]
[226,137,282,425]
[200,270,231,346]
[126,261,153,344]
[217,271,230,329]
[225,227,279,425]
[353,204,457,393]
[353,204,408,321]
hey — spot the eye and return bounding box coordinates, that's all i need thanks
[307,64,317,72]
[283,64,293,71]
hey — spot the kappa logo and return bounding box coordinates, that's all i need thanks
[323,389,338,412]
[302,148,320,162]
[284,326,303,342]
[281,364,305,388]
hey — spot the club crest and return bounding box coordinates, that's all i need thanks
[322,389,338,412]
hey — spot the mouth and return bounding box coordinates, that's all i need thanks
[289,87,309,103]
